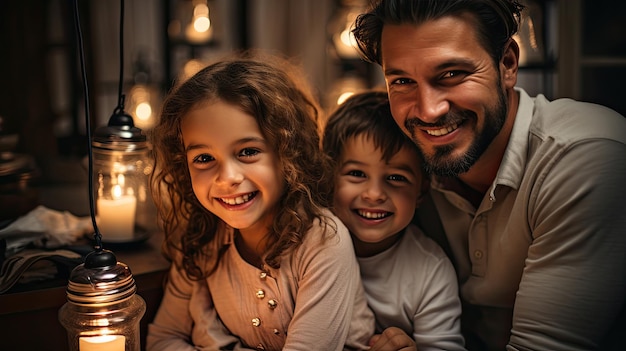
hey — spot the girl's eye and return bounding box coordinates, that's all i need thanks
[192,153,214,164]
[239,148,260,158]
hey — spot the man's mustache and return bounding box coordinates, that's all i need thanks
[405,110,474,129]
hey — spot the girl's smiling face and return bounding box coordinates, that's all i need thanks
[333,134,423,256]
[182,99,284,237]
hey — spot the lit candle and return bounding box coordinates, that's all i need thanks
[97,184,137,241]
[79,335,125,351]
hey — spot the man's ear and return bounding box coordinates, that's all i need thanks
[501,38,519,89]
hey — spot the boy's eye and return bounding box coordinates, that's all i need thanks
[192,153,214,164]
[347,170,366,178]
[388,174,408,182]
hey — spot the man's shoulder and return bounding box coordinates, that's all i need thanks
[529,94,626,143]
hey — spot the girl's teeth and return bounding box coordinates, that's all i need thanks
[222,193,251,205]
[426,122,458,136]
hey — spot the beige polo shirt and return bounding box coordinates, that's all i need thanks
[418,88,626,351]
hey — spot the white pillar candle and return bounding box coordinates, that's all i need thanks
[97,193,137,242]
[79,335,125,351]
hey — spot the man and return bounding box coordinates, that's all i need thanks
[352,1,626,350]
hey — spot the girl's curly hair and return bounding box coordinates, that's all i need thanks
[150,51,334,280]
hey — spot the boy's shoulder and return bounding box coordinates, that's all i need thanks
[403,224,450,262]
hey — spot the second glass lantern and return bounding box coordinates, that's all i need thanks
[92,111,153,244]
[59,250,146,351]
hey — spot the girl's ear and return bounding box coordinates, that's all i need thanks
[501,38,519,89]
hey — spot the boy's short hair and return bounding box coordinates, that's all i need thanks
[322,90,422,166]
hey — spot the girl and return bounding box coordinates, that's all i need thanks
[146,52,374,351]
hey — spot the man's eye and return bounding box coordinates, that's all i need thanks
[192,154,213,164]
[391,77,413,85]
[441,71,466,79]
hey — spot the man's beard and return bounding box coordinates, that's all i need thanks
[406,88,508,177]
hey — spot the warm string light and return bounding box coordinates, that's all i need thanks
[168,0,213,43]
[333,11,360,59]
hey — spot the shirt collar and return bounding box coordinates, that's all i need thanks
[487,87,533,200]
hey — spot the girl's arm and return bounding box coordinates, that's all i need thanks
[146,264,254,351]
[283,219,375,351]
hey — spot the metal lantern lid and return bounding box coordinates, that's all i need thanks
[92,111,149,153]
[66,249,137,306]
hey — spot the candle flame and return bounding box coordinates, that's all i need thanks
[117,174,125,187]
[112,185,122,199]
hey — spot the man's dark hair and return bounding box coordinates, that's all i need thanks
[353,0,525,66]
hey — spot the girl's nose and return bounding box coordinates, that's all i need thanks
[215,161,244,187]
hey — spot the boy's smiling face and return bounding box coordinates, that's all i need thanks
[333,134,423,256]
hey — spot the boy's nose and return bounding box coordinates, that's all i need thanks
[362,181,387,203]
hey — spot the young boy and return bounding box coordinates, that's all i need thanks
[323,91,465,351]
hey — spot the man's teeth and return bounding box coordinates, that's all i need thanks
[358,210,389,219]
[426,122,458,136]
[221,193,253,205]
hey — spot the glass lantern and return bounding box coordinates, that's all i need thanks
[59,249,146,351]
[92,112,153,243]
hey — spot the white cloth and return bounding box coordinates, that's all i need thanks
[0,205,92,253]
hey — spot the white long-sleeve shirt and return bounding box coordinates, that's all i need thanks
[358,224,465,351]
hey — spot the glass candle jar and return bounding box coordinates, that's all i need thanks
[92,113,153,243]
[59,250,146,351]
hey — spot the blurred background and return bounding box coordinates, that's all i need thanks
[0,0,624,189]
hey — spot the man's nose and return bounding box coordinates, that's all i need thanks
[412,86,450,124]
